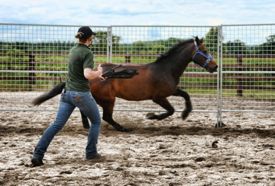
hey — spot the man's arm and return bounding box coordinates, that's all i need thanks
[84,65,103,80]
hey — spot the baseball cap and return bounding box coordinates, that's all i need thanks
[76,26,96,39]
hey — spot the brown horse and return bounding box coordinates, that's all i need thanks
[32,37,217,131]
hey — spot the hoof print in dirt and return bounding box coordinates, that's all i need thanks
[212,140,219,148]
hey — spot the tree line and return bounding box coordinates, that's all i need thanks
[1,29,274,57]
[205,28,275,54]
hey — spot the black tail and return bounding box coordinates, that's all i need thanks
[32,82,66,106]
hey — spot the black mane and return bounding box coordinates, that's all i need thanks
[155,38,194,63]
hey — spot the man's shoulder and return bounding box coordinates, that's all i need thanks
[78,44,92,51]
[72,44,91,51]
[71,45,92,57]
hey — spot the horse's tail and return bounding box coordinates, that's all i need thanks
[32,82,66,106]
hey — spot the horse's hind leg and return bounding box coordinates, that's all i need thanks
[173,88,193,120]
[80,111,90,129]
[146,98,175,120]
[100,100,131,132]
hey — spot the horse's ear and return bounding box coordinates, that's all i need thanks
[195,36,200,45]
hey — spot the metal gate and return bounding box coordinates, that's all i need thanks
[219,24,275,124]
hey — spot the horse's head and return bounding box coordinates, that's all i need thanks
[192,37,218,73]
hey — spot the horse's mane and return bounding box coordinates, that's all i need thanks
[155,38,194,63]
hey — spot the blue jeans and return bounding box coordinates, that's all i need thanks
[33,91,101,159]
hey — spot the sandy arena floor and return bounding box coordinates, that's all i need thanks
[0,93,274,185]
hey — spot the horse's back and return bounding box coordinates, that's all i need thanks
[92,62,176,101]
[101,62,147,70]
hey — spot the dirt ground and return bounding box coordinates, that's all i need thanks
[0,94,275,186]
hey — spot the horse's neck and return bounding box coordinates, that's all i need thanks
[170,56,191,78]
[154,47,193,81]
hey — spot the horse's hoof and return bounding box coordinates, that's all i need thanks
[146,113,157,120]
[181,112,189,120]
[181,109,191,120]
[116,127,132,132]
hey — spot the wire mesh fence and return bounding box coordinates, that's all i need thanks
[221,24,275,112]
[0,24,108,91]
[0,23,274,121]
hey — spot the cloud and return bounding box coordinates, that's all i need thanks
[0,0,274,45]
[0,0,274,26]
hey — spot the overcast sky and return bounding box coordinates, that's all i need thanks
[0,0,274,26]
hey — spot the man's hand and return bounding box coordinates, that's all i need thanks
[84,65,105,81]
[97,64,106,80]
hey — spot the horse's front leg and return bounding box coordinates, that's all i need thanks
[80,111,90,129]
[172,88,193,120]
[146,98,175,120]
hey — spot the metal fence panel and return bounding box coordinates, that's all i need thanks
[0,23,274,120]
[0,24,108,90]
[221,24,275,112]
[0,24,108,110]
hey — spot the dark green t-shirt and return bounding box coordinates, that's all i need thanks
[65,44,94,91]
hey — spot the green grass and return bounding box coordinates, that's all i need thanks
[1,55,274,97]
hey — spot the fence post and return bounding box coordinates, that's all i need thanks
[125,52,131,63]
[107,26,112,63]
[236,55,243,96]
[216,25,224,127]
[28,53,36,90]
